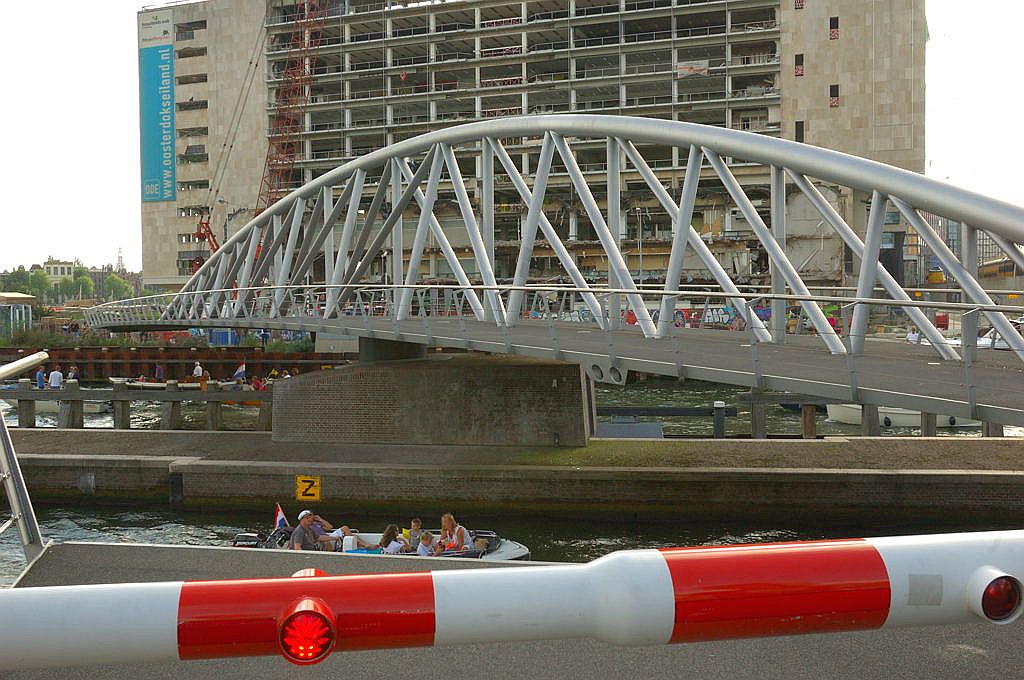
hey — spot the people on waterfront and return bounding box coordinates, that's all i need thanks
[416,532,435,557]
[154,364,165,381]
[66,365,80,381]
[906,327,920,344]
[435,513,471,554]
[268,367,280,379]
[35,365,45,389]
[250,376,265,391]
[192,361,203,378]
[290,510,321,550]
[47,365,64,389]
[200,369,211,391]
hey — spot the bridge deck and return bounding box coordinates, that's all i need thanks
[113,314,1024,425]
[346,317,1024,425]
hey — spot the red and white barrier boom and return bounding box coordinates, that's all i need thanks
[1,530,1022,670]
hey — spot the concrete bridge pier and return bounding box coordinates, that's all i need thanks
[205,383,222,431]
[861,405,881,436]
[56,380,84,429]
[920,412,937,437]
[983,422,1004,437]
[112,383,131,430]
[358,337,428,363]
[160,381,182,430]
[17,378,35,428]
[273,355,590,448]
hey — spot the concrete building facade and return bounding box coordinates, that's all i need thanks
[138,0,925,291]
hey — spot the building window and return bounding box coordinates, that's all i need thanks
[795,0,804,8]
[794,53,804,77]
[175,46,207,59]
[176,73,208,85]
[176,99,209,111]
[829,84,840,107]
[829,16,840,40]
[795,120,805,143]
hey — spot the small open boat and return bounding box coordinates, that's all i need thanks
[234,527,530,561]
[108,377,202,390]
[826,403,980,428]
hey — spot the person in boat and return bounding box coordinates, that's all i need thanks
[35,365,45,389]
[406,517,423,545]
[154,364,165,382]
[67,365,80,381]
[359,524,408,554]
[268,367,280,379]
[435,513,471,554]
[307,513,352,551]
[416,532,435,556]
[906,326,920,344]
[192,361,204,378]
[250,376,265,391]
[48,365,64,390]
[290,510,320,551]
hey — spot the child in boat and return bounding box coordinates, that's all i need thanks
[405,518,423,545]
[416,532,435,557]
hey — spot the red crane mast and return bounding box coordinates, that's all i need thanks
[254,0,329,217]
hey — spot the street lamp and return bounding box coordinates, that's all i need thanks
[217,198,250,242]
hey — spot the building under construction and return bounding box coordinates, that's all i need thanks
[137,0,925,291]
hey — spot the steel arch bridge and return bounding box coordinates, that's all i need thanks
[89,115,1024,425]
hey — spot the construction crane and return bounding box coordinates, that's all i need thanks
[254,0,329,216]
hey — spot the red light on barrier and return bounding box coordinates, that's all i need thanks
[278,598,336,665]
[982,576,1021,622]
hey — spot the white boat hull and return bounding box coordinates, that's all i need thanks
[826,403,980,428]
[108,378,202,389]
[2,398,109,414]
[249,528,530,561]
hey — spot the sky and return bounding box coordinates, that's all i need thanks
[0,0,1017,273]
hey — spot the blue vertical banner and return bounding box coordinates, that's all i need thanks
[138,10,175,202]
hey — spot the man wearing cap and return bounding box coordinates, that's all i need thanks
[290,510,320,551]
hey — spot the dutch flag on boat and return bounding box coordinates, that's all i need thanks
[273,503,288,530]
[232,363,246,381]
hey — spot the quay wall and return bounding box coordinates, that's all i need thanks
[5,430,1024,524]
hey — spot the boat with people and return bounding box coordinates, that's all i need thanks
[234,527,529,560]
[232,506,530,561]
[825,403,980,428]
[108,377,202,389]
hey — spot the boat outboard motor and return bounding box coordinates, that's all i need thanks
[232,533,261,548]
[262,527,294,549]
